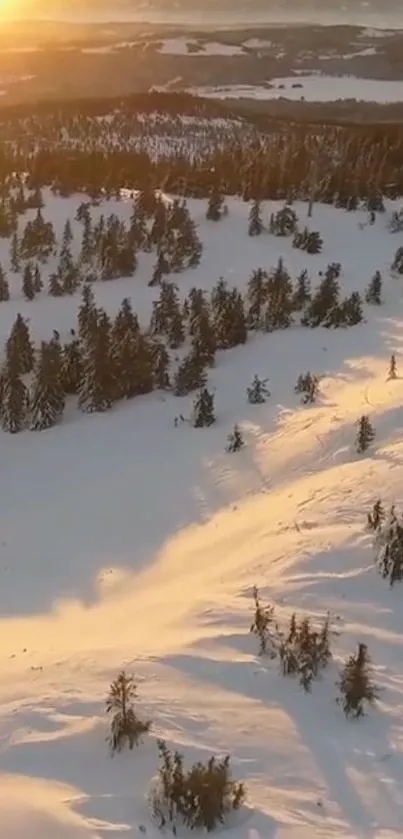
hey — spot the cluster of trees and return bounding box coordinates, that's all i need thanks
[106,671,244,833]
[249,203,323,253]
[0,189,203,301]
[251,588,379,717]
[2,93,403,206]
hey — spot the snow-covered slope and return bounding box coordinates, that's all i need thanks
[2,194,403,839]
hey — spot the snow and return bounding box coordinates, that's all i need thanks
[158,38,245,56]
[3,192,403,838]
[188,76,403,103]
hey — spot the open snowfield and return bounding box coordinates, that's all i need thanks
[188,75,403,103]
[2,193,403,839]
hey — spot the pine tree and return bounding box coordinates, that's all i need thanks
[191,311,216,368]
[269,204,298,237]
[367,499,385,532]
[106,671,151,754]
[227,424,244,452]
[6,313,34,375]
[295,372,320,404]
[22,262,35,301]
[293,228,323,254]
[248,200,263,236]
[173,350,207,396]
[392,246,403,274]
[62,218,73,247]
[250,586,276,656]
[78,310,115,413]
[78,283,97,342]
[48,272,64,297]
[338,644,378,718]
[301,267,340,328]
[340,291,363,326]
[151,341,171,390]
[149,250,169,287]
[30,340,65,430]
[247,375,270,404]
[377,512,403,586]
[246,268,268,330]
[61,332,83,394]
[0,263,10,302]
[0,360,29,433]
[206,186,224,221]
[388,354,397,380]
[33,263,43,294]
[193,387,215,427]
[365,271,382,306]
[263,258,294,331]
[10,231,20,272]
[293,269,311,311]
[356,415,375,453]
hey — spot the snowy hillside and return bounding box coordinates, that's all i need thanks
[2,191,403,839]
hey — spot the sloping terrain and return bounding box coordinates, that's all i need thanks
[1,195,403,838]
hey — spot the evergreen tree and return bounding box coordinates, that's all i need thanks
[293,269,311,311]
[30,340,65,430]
[0,360,29,433]
[173,350,207,396]
[246,268,268,330]
[206,186,224,221]
[392,246,403,274]
[48,272,64,297]
[193,387,215,427]
[378,514,403,586]
[248,200,263,236]
[293,228,323,254]
[301,268,340,328]
[33,263,43,294]
[212,280,247,349]
[295,372,320,404]
[78,310,115,412]
[227,424,244,452]
[10,231,20,272]
[62,218,73,247]
[106,671,151,754]
[78,283,97,342]
[191,310,216,368]
[356,415,375,453]
[58,243,80,295]
[339,291,363,326]
[365,271,382,305]
[338,644,378,718]
[6,313,34,375]
[269,204,298,237]
[388,354,397,380]
[150,282,184,348]
[22,262,35,301]
[149,250,169,287]
[0,263,10,302]
[263,258,294,331]
[367,499,385,532]
[151,340,171,390]
[61,331,83,394]
[247,374,271,404]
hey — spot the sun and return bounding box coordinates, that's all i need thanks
[0,0,22,20]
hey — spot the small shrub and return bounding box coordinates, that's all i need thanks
[278,613,332,692]
[151,740,245,833]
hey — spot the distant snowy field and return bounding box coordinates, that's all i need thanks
[3,192,403,839]
[188,75,403,103]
